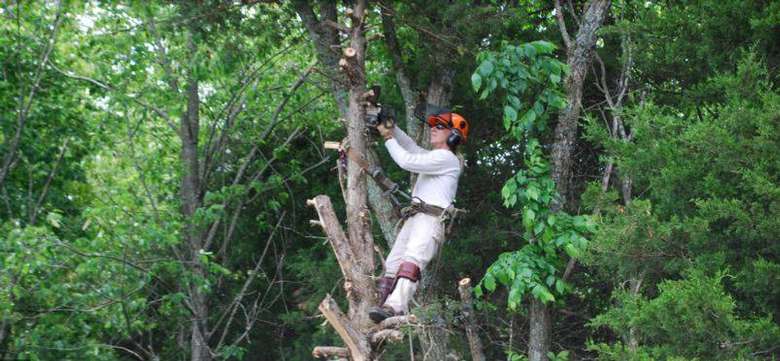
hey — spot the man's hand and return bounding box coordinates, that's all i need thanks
[377,123,393,140]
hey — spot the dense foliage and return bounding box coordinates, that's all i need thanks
[1,1,778,360]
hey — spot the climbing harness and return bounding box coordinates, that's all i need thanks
[394,197,467,237]
[337,141,411,209]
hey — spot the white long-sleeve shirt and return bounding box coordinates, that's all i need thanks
[384,127,462,208]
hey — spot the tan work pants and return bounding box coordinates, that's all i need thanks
[384,212,445,313]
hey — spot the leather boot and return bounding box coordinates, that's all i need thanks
[369,305,398,323]
[376,276,395,305]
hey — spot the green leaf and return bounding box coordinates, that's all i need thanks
[504,106,518,129]
[527,185,540,201]
[484,274,496,292]
[478,61,494,76]
[534,221,545,236]
[522,109,537,127]
[508,95,521,109]
[531,40,556,54]
[564,243,580,258]
[471,73,482,92]
[508,286,521,310]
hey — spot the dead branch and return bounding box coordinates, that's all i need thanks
[554,0,573,51]
[319,295,372,361]
[306,196,354,281]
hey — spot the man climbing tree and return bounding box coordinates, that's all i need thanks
[368,111,470,322]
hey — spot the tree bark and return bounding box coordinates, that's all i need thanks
[458,278,486,361]
[297,2,409,359]
[528,298,552,361]
[178,31,210,361]
[416,68,457,361]
[538,1,610,361]
[551,0,611,210]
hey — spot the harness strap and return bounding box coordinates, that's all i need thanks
[339,144,411,206]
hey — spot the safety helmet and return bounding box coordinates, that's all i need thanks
[426,112,469,143]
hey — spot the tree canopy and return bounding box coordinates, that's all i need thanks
[1,1,778,360]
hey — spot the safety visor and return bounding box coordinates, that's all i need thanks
[426,113,453,128]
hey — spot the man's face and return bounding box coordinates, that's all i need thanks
[430,123,452,147]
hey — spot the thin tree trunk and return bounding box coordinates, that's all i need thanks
[626,275,643,352]
[528,298,552,361]
[459,278,486,361]
[178,31,210,361]
[416,68,456,361]
[539,1,611,361]
[551,0,611,210]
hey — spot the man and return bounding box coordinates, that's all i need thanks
[369,111,469,322]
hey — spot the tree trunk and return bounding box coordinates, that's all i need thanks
[459,278,486,361]
[528,298,552,361]
[416,69,456,361]
[296,1,411,359]
[551,0,611,209]
[541,1,611,361]
[178,32,210,361]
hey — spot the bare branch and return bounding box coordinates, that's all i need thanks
[554,0,573,50]
[318,294,372,361]
[29,138,69,225]
[370,329,404,345]
[212,213,285,349]
[48,61,177,131]
[379,314,418,329]
[0,0,64,187]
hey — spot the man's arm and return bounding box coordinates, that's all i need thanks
[384,139,459,175]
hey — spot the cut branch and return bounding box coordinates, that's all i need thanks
[379,315,417,329]
[370,329,404,346]
[306,195,355,281]
[312,346,349,359]
[458,278,486,361]
[319,295,371,361]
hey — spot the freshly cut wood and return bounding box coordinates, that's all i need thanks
[312,346,349,359]
[344,47,357,58]
[458,278,486,361]
[324,141,342,150]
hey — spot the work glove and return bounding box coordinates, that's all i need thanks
[377,123,393,140]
